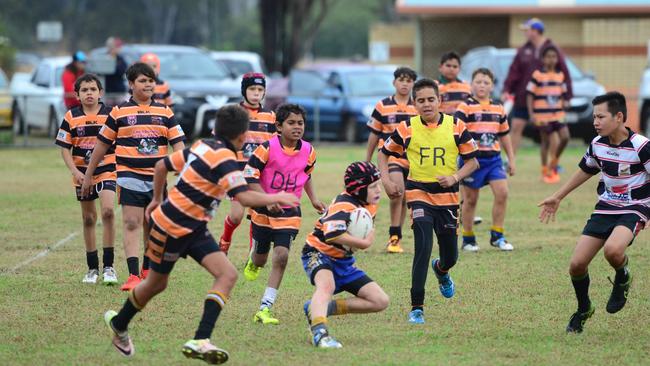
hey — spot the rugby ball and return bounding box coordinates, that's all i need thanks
[347,207,373,239]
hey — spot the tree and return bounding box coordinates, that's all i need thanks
[259,0,336,75]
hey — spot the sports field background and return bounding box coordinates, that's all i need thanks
[0,143,649,365]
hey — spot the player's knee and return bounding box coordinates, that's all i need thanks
[82,213,97,227]
[272,250,289,269]
[603,245,625,264]
[124,218,140,232]
[229,214,242,226]
[222,266,239,287]
[373,292,390,311]
[494,188,508,204]
[101,207,114,222]
[317,281,336,294]
[569,259,588,276]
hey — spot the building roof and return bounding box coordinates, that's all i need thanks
[396,0,650,15]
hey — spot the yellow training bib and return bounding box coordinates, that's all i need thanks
[407,114,458,183]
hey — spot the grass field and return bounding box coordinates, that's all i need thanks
[1,143,649,365]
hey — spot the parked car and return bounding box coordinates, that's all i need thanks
[210,51,266,77]
[0,68,11,131]
[460,46,607,144]
[287,64,396,142]
[90,44,240,138]
[638,67,650,136]
[10,56,68,137]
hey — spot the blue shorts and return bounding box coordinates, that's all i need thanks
[301,246,372,295]
[460,155,507,189]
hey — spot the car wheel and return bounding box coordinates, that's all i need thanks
[12,103,24,135]
[340,116,357,143]
[48,109,59,138]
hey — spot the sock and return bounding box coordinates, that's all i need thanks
[221,216,239,243]
[410,288,425,310]
[102,247,114,268]
[462,230,475,244]
[142,255,150,271]
[490,226,504,241]
[86,250,99,270]
[614,256,630,283]
[126,257,139,277]
[327,299,348,316]
[310,316,328,337]
[260,287,278,310]
[248,223,254,251]
[389,226,402,239]
[542,166,549,176]
[194,291,227,340]
[550,158,559,172]
[571,273,591,313]
[112,290,144,332]
[432,260,448,277]
[411,305,423,312]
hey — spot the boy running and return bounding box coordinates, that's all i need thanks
[140,53,173,107]
[242,103,326,325]
[219,73,276,254]
[378,78,478,324]
[365,66,417,253]
[81,62,186,291]
[455,68,516,252]
[55,74,117,284]
[539,92,649,334]
[103,105,299,363]
[301,161,389,348]
[527,46,570,184]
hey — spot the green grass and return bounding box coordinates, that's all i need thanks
[1,143,649,365]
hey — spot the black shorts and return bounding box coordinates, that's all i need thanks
[147,223,220,274]
[409,204,459,235]
[582,213,645,245]
[118,186,153,208]
[252,223,296,254]
[510,106,529,120]
[76,180,116,201]
[537,121,568,134]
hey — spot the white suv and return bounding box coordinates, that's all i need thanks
[11,56,68,137]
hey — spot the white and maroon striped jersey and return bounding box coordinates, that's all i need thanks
[579,128,650,222]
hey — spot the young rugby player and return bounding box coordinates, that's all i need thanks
[455,68,516,252]
[55,74,117,284]
[219,73,276,255]
[103,105,299,363]
[301,161,389,348]
[539,92,649,333]
[140,53,173,107]
[365,66,417,253]
[437,52,472,115]
[378,78,479,324]
[81,62,186,290]
[242,103,325,325]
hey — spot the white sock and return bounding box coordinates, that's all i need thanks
[260,287,278,310]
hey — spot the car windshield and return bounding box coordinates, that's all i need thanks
[156,52,229,80]
[218,59,254,75]
[345,71,395,96]
[497,53,585,81]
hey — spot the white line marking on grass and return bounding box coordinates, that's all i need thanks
[7,232,79,273]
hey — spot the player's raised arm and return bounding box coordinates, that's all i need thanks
[538,169,593,223]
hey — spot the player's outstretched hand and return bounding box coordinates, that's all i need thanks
[145,199,161,222]
[382,178,401,199]
[311,199,326,214]
[437,175,457,188]
[274,192,300,208]
[538,196,560,224]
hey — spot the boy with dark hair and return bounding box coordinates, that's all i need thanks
[437,52,472,115]
[527,46,570,184]
[539,92,649,333]
[103,104,299,363]
[140,53,172,106]
[81,62,186,291]
[242,103,325,325]
[301,161,389,348]
[219,72,276,255]
[366,66,417,254]
[455,68,515,252]
[378,78,479,324]
[56,73,118,284]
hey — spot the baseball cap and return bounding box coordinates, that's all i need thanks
[519,18,545,33]
[73,51,87,62]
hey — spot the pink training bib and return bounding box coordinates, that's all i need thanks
[260,136,311,203]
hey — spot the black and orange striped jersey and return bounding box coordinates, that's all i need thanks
[437,78,472,115]
[97,98,185,185]
[150,137,249,238]
[153,78,172,106]
[55,104,116,186]
[305,192,377,259]
[367,95,417,148]
[238,103,276,167]
[454,96,509,158]
[526,69,567,124]
[381,113,478,210]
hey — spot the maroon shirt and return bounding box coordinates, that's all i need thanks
[503,39,573,108]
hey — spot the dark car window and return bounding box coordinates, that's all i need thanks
[154,52,230,80]
[290,70,327,95]
[345,71,394,97]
